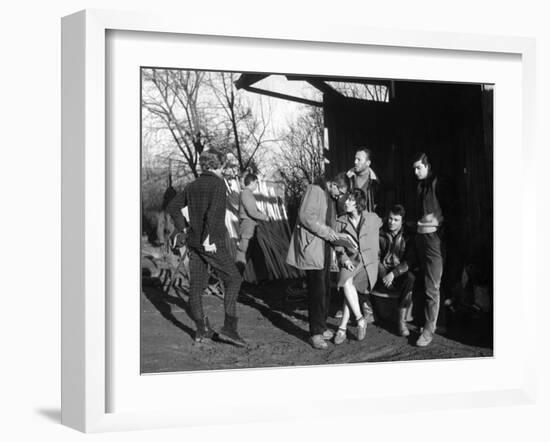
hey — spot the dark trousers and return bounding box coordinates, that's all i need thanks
[374,270,415,309]
[396,272,415,308]
[305,265,332,337]
[415,232,444,333]
[236,219,256,263]
[188,246,241,323]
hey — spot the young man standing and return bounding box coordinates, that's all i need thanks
[167,149,246,347]
[376,204,416,337]
[413,152,446,347]
[235,173,269,274]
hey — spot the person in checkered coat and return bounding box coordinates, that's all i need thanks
[167,149,245,347]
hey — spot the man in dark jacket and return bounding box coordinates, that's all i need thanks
[376,204,416,337]
[346,147,380,214]
[167,148,245,347]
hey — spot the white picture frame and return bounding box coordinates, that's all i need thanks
[61,9,537,433]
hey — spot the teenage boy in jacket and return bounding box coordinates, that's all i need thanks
[412,152,449,347]
[376,204,416,337]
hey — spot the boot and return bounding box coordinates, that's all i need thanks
[218,314,247,347]
[194,317,215,343]
[397,308,410,337]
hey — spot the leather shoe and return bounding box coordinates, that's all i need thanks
[218,315,247,347]
[334,328,346,345]
[416,329,433,347]
[310,334,328,350]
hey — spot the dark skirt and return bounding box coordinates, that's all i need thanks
[337,256,370,294]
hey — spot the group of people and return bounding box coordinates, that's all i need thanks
[287,148,446,349]
[166,146,446,351]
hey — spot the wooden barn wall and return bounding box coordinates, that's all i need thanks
[324,82,493,284]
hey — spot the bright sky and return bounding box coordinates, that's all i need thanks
[141,71,323,181]
[239,75,322,179]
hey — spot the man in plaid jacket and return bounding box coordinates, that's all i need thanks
[167,149,245,347]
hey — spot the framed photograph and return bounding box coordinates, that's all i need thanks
[61,9,537,433]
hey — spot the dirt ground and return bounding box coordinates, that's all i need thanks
[140,267,493,373]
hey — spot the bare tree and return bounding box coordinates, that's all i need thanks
[142,69,277,180]
[207,72,275,173]
[142,69,211,178]
[275,106,326,211]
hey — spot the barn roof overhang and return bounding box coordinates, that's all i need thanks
[234,73,393,106]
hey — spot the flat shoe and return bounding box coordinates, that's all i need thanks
[334,328,346,345]
[310,334,328,350]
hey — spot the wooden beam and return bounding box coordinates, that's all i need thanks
[241,85,323,107]
[306,79,343,97]
[286,74,392,88]
[234,73,269,89]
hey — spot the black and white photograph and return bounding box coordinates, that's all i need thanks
[140,67,494,373]
[5,0,550,438]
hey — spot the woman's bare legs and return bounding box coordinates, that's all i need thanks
[338,277,367,340]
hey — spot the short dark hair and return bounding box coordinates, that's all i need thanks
[388,204,406,219]
[412,152,430,168]
[199,148,226,171]
[244,173,258,186]
[333,172,350,191]
[348,188,368,212]
[356,147,372,161]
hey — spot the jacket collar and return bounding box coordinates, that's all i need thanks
[353,167,378,182]
[201,170,223,180]
[381,225,405,242]
[339,212,367,236]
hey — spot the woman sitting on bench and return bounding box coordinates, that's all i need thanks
[333,189,382,345]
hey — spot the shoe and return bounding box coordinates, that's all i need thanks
[194,317,215,343]
[218,314,247,347]
[356,316,367,341]
[322,329,335,340]
[416,329,434,347]
[398,308,410,337]
[334,328,347,345]
[310,334,328,350]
